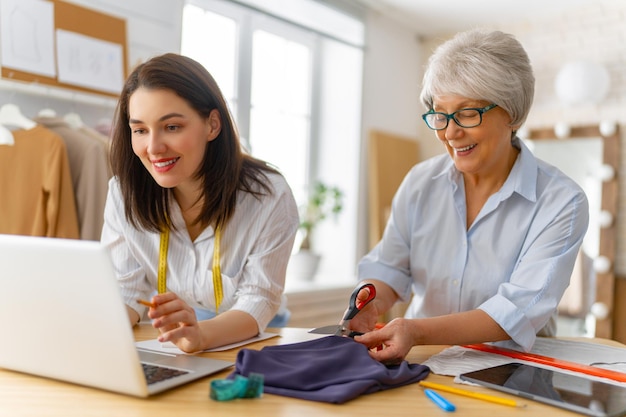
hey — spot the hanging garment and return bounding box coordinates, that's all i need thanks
[35,116,110,241]
[0,125,79,238]
[230,335,430,404]
[78,124,112,178]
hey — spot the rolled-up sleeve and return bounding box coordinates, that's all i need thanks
[357,139,589,351]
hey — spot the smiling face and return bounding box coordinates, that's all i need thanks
[129,87,221,195]
[432,95,518,182]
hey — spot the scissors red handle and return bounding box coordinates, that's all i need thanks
[342,283,376,321]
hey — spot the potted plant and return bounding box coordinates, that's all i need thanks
[287,181,344,281]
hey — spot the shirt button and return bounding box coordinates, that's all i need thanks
[452,279,459,286]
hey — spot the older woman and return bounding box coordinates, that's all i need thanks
[352,29,589,363]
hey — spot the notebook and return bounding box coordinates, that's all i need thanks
[0,234,233,397]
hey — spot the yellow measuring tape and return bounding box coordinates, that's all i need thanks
[157,226,224,313]
[157,229,169,294]
[212,227,223,313]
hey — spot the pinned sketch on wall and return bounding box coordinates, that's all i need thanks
[0,0,56,78]
[56,29,124,95]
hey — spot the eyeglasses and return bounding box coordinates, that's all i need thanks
[422,103,498,130]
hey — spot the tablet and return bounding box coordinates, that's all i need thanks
[460,362,626,417]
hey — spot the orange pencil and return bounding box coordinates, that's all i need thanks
[137,299,156,308]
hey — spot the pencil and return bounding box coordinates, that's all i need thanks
[137,299,156,308]
[418,381,526,408]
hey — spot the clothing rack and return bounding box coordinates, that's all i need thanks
[0,79,117,109]
[0,99,113,241]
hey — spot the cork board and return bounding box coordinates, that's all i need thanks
[1,0,127,98]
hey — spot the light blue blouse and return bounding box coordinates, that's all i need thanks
[358,138,589,351]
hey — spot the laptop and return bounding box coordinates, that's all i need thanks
[0,234,233,397]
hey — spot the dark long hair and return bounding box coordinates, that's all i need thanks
[110,53,277,232]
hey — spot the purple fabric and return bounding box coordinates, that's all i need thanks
[229,335,430,404]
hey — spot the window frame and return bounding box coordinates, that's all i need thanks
[182,0,364,284]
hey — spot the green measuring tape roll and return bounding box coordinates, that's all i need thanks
[209,373,264,401]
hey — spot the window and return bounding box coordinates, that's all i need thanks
[249,26,314,200]
[181,0,364,284]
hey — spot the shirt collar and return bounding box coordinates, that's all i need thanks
[169,196,215,242]
[437,136,538,202]
[507,136,538,202]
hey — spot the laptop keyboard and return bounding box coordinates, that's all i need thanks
[142,363,189,385]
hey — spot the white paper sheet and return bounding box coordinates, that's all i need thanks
[56,29,124,94]
[136,331,280,354]
[423,338,626,386]
[0,0,56,77]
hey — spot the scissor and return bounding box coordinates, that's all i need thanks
[309,283,377,337]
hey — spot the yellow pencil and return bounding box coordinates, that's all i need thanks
[137,299,156,308]
[418,381,526,408]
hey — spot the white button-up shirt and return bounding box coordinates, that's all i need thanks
[101,172,299,330]
[358,138,589,351]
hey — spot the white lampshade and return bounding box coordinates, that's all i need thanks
[554,122,571,139]
[600,120,617,137]
[597,164,615,182]
[554,61,610,106]
[591,302,609,320]
[593,256,611,274]
[598,210,614,228]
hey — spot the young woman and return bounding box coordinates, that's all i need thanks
[351,29,589,363]
[101,53,299,352]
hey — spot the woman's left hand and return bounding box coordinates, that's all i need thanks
[146,292,205,353]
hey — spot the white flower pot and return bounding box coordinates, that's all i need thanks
[286,250,321,281]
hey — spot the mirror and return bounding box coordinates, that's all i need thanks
[524,124,619,339]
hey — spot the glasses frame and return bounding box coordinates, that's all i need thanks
[422,103,498,130]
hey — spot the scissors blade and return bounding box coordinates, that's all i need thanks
[308,325,342,334]
[309,284,377,337]
[308,325,363,338]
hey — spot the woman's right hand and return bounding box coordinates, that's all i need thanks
[347,285,382,333]
[347,279,400,333]
[147,292,205,353]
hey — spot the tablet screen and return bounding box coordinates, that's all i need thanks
[460,363,626,417]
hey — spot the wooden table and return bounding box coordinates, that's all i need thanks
[0,324,615,416]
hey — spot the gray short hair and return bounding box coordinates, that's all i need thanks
[420,29,534,128]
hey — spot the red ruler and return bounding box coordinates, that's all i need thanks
[463,343,626,383]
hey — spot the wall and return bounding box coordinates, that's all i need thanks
[497,3,626,276]
[356,10,424,261]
